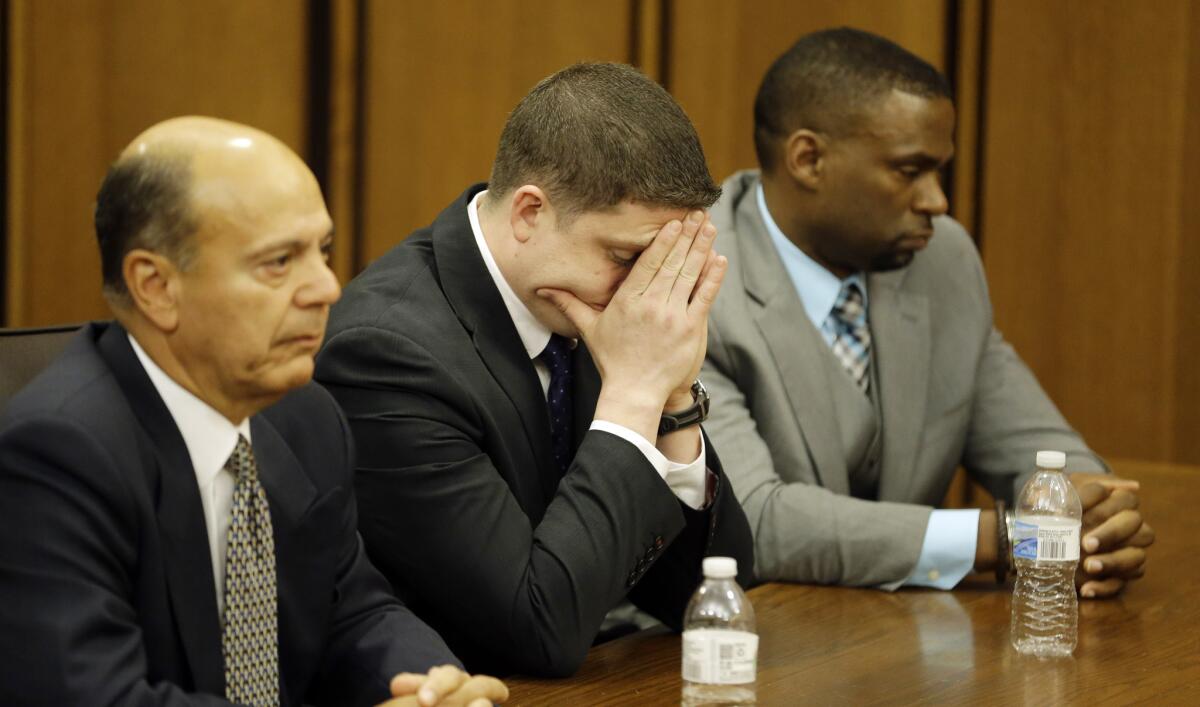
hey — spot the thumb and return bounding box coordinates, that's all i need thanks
[537,288,597,335]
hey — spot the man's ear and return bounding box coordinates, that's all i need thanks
[123,248,182,332]
[783,129,827,190]
[509,185,550,244]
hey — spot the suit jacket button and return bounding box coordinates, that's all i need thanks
[654,536,665,549]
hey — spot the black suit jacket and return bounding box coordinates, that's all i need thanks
[315,185,754,677]
[0,322,457,706]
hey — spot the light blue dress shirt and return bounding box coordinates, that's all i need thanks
[756,184,978,589]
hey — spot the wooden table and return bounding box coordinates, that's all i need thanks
[507,461,1200,705]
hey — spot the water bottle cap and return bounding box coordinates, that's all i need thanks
[702,557,738,579]
[1036,450,1067,469]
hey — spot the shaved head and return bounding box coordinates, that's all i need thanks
[753,27,951,173]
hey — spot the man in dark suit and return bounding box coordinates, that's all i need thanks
[315,63,754,677]
[0,117,506,707]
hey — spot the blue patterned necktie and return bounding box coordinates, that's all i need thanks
[538,334,574,477]
[830,281,872,394]
[222,435,280,707]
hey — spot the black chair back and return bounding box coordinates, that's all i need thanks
[0,324,83,410]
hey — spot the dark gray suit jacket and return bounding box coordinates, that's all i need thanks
[315,185,753,677]
[703,171,1105,588]
[0,322,457,706]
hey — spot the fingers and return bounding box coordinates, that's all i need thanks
[450,676,509,706]
[537,288,599,337]
[1083,507,1143,552]
[687,255,728,320]
[645,210,705,298]
[388,669,507,707]
[1126,521,1155,548]
[669,217,717,304]
[390,673,426,696]
[1082,545,1147,578]
[692,249,717,302]
[1075,481,1110,511]
[1090,475,1140,491]
[1082,488,1139,529]
[1080,576,1127,599]
[417,665,470,707]
[621,218,684,295]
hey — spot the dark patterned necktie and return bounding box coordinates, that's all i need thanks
[830,280,872,393]
[222,435,280,707]
[538,334,574,477]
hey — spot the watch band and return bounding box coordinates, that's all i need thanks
[658,379,710,435]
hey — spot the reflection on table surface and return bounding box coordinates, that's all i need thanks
[506,460,1200,705]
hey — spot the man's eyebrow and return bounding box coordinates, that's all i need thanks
[894,150,955,167]
[247,238,307,258]
[247,229,335,259]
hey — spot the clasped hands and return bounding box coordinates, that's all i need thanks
[377,665,508,707]
[1070,473,1155,599]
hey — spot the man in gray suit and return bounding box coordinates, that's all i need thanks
[703,28,1154,596]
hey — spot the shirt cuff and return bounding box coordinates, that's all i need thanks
[903,509,980,590]
[589,420,708,510]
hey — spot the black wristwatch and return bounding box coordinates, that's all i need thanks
[658,379,710,435]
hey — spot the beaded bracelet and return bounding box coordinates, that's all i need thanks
[995,500,1011,584]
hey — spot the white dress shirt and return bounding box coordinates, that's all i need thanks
[468,190,708,509]
[129,335,250,615]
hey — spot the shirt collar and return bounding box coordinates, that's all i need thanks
[756,182,868,329]
[128,334,251,488]
[468,190,554,360]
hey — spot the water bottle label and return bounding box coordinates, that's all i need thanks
[1013,519,1080,561]
[682,629,757,685]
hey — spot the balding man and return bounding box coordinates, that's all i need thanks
[0,117,507,707]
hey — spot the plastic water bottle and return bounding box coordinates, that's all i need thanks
[681,557,757,705]
[1010,450,1082,658]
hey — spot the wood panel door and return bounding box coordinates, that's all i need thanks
[665,0,950,185]
[6,0,310,326]
[979,0,1200,462]
[357,0,636,265]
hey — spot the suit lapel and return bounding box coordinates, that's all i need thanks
[868,269,931,500]
[432,187,558,500]
[733,184,850,494]
[571,342,601,455]
[97,323,225,695]
[249,416,318,534]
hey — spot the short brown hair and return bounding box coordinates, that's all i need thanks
[94,153,198,305]
[487,63,720,223]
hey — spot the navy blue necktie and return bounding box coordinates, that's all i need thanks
[538,334,574,477]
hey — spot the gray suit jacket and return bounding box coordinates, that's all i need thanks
[703,170,1106,588]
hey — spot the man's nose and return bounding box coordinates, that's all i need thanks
[296,255,341,308]
[914,174,949,217]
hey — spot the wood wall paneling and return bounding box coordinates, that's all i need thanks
[980,0,1196,462]
[950,0,984,236]
[1171,3,1200,464]
[666,0,950,185]
[358,0,636,265]
[324,0,362,284]
[5,0,310,327]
